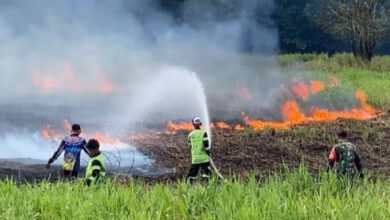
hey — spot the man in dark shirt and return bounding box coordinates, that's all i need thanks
[46,124,89,179]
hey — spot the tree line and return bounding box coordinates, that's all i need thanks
[158,0,390,61]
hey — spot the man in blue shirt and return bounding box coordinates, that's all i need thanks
[46,124,90,179]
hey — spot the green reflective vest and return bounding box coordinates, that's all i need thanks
[188,129,210,164]
[85,152,106,185]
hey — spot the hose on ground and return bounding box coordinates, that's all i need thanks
[210,157,224,180]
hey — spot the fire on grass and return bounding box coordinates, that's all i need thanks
[41,77,380,143]
[167,77,380,131]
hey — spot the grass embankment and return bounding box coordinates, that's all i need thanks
[0,169,389,219]
[280,53,390,109]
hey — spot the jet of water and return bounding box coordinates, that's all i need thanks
[191,72,212,146]
[126,65,212,145]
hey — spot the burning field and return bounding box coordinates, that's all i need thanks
[0,44,386,183]
[138,78,388,181]
[0,0,387,185]
[1,76,387,183]
[39,77,380,139]
[135,112,390,180]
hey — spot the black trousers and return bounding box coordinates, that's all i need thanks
[187,162,211,183]
[63,170,78,179]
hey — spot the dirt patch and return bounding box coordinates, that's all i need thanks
[0,161,67,183]
[135,113,390,180]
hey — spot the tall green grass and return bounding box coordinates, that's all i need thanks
[280,53,390,73]
[332,68,390,109]
[1,168,389,219]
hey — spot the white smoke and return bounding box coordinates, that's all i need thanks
[0,0,279,99]
[0,0,281,159]
[0,131,151,167]
[0,132,54,160]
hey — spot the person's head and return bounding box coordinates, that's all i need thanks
[86,139,100,156]
[192,116,202,129]
[337,129,348,140]
[71,124,81,136]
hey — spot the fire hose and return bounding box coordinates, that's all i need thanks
[210,157,224,180]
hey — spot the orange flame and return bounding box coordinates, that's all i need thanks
[234,124,245,131]
[64,120,72,132]
[282,101,305,122]
[39,76,380,140]
[166,121,194,131]
[33,71,58,92]
[242,112,290,130]
[356,90,376,113]
[41,124,56,139]
[41,120,125,145]
[97,74,116,93]
[216,122,230,129]
[32,62,116,94]
[290,78,325,100]
[88,132,122,145]
[166,121,234,131]
[243,90,379,130]
[237,84,253,100]
[310,81,325,93]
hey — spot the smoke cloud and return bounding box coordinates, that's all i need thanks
[0,0,283,159]
[0,0,279,105]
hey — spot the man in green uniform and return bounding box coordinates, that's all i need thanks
[85,139,106,186]
[187,117,211,183]
[327,130,363,179]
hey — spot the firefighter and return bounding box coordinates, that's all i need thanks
[46,124,90,179]
[85,139,106,186]
[327,129,363,179]
[187,117,211,183]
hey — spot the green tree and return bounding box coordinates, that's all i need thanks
[309,0,390,61]
[274,0,349,53]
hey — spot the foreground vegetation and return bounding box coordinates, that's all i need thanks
[0,168,390,219]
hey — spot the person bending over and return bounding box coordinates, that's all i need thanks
[327,129,363,179]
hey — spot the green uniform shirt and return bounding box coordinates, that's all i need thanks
[85,152,106,185]
[188,129,210,164]
[335,142,358,176]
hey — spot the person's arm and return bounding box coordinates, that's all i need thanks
[203,132,210,155]
[354,152,364,178]
[46,140,65,169]
[82,139,90,157]
[326,146,337,172]
[85,160,104,186]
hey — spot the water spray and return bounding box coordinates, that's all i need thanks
[129,65,224,179]
[191,70,224,180]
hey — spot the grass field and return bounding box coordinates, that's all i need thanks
[1,168,390,219]
[280,53,390,109]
